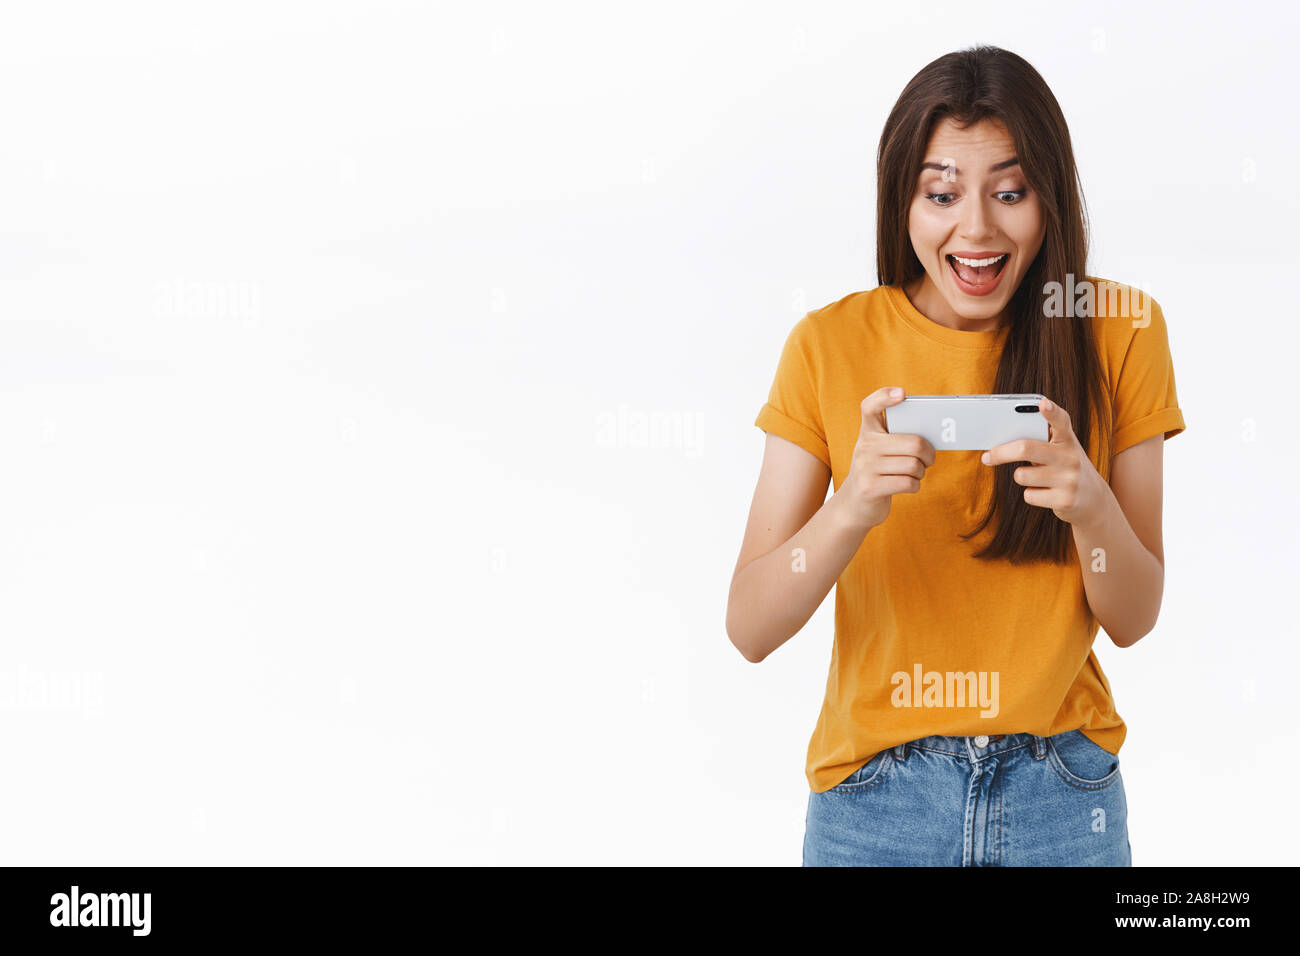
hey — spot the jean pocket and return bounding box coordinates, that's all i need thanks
[828,749,893,794]
[1046,730,1121,791]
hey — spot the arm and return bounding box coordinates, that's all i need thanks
[725,435,867,663]
[727,387,933,662]
[1070,433,1166,647]
[987,401,1169,648]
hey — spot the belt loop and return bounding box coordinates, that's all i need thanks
[1032,735,1047,760]
[893,742,908,761]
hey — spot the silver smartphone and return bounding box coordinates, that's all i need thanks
[883,394,1048,451]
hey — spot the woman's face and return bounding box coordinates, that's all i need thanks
[905,117,1046,331]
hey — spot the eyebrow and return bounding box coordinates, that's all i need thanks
[920,157,1020,176]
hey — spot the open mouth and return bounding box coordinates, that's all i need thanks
[946,253,1009,287]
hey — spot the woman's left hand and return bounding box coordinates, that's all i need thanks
[981,397,1108,526]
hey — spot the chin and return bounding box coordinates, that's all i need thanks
[949,301,1000,319]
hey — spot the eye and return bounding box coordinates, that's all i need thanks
[996,190,1026,204]
[924,192,956,206]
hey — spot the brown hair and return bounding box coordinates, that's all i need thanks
[876,44,1111,565]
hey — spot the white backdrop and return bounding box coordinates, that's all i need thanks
[0,0,1294,865]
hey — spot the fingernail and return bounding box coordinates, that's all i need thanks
[981,452,990,465]
[890,388,903,397]
[1042,399,1054,410]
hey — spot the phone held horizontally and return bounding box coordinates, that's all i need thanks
[882,394,1048,451]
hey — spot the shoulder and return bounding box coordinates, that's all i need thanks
[1078,275,1171,354]
[788,287,886,344]
[1076,276,1184,436]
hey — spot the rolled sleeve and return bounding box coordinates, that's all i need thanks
[755,314,831,468]
[1111,296,1186,457]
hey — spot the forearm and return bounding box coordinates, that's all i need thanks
[727,491,873,663]
[1071,486,1164,647]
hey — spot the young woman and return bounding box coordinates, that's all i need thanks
[726,45,1185,866]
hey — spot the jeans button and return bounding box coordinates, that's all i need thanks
[973,735,989,748]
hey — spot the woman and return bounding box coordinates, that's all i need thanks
[725,45,1185,866]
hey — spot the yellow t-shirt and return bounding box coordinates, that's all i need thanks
[754,280,1186,793]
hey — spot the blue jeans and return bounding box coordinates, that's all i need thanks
[802,730,1131,866]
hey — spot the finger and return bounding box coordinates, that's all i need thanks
[1021,487,1060,509]
[880,474,922,496]
[874,455,927,479]
[1010,463,1055,488]
[1037,397,1077,446]
[860,386,907,434]
[982,438,1054,467]
[880,432,936,467]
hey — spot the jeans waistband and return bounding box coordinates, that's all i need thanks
[891,732,1048,762]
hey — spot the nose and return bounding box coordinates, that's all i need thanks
[959,194,995,242]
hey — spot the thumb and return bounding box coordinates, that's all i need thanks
[860,386,906,434]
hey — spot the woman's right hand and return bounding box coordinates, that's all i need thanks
[840,387,936,531]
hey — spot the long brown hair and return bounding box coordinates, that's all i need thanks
[876,44,1111,565]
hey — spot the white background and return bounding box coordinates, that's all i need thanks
[0,0,1294,865]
